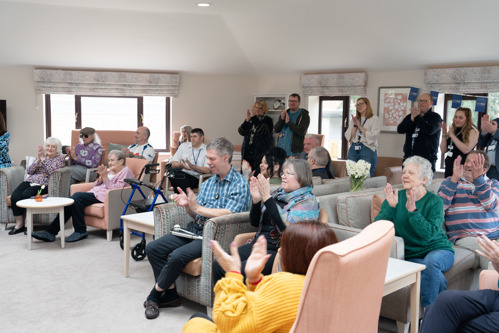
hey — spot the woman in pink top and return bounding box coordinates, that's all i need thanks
[31,150,134,243]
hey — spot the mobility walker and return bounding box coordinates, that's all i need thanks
[120,163,169,261]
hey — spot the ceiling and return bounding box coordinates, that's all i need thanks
[1,0,498,75]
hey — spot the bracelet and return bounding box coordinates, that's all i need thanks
[248,275,262,285]
[229,271,241,275]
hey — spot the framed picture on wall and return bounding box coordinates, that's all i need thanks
[377,87,412,132]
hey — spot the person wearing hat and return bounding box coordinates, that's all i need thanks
[66,127,103,183]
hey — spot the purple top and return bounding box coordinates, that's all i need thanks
[89,166,134,202]
[70,142,103,168]
[26,155,66,186]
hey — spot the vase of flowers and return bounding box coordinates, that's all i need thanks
[346,160,371,192]
[35,185,45,202]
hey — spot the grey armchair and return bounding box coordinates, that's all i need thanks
[153,203,256,308]
[0,166,72,230]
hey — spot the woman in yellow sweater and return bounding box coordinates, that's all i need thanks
[182,221,337,333]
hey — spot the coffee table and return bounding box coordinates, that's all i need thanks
[121,211,154,277]
[384,258,426,333]
[16,197,74,249]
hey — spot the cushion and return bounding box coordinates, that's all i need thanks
[108,142,128,154]
[182,258,202,276]
[6,195,11,207]
[24,156,37,181]
[370,194,385,223]
[336,192,378,229]
[84,203,105,218]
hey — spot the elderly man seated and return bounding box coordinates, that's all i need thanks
[438,150,499,269]
[307,146,333,179]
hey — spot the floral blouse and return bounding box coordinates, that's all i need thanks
[70,142,103,168]
[26,155,65,186]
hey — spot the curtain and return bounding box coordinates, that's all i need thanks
[425,66,499,93]
[33,69,180,97]
[300,73,367,96]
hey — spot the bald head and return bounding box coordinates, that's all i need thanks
[135,126,150,145]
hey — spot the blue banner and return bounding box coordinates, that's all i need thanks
[476,97,487,113]
[452,94,462,108]
[430,91,439,105]
[409,87,419,102]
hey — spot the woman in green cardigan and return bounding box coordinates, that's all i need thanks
[375,155,454,307]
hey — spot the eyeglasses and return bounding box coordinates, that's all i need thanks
[288,100,299,103]
[417,99,431,103]
[355,102,366,107]
[280,171,296,177]
[79,134,89,138]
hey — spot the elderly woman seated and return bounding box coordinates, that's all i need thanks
[183,221,337,332]
[9,137,65,235]
[374,156,455,307]
[212,158,320,284]
[31,150,134,243]
[66,127,103,183]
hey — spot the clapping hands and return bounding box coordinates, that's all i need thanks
[384,183,398,208]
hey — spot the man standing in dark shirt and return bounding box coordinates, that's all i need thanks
[397,93,442,172]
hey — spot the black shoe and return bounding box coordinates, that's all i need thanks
[143,289,180,308]
[8,227,26,235]
[31,230,56,242]
[144,301,159,319]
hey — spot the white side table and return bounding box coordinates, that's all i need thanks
[384,258,426,333]
[17,197,74,249]
[121,211,154,277]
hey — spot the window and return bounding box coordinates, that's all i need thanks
[45,94,170,151]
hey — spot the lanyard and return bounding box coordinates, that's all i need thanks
[356,118,368,142]
[191,148,202,166]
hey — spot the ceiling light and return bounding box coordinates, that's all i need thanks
[197,3,211,7]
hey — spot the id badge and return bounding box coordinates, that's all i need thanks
[355,144,362,151]
[489,144,497,152]
[447,145,453,150]
[446,151,453,158]
[412,133,418,138]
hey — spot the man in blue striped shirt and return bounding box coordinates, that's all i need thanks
[143,137,251,320]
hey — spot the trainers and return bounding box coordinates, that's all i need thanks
[31,230,56,242]
[65,231,88,242]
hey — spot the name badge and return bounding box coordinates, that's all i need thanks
[412,133,418,138]
[489,144,497,152]
[446,151,453,158]
[447,145,453,151]
[355,145,362,151]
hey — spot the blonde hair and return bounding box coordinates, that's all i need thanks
[451,107,477,143]
[355,97,374,119]
[254,100,269,114]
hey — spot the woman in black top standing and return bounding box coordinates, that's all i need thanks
[440,107,478,178]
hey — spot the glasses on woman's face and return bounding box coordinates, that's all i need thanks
[280,171,296,178]
[80,134,89,139]
[356,102,365,107]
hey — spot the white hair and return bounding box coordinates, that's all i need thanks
[403,156,433,185]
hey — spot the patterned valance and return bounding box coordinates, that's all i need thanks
[425,66,499,93]
[33,69,180,97]
[300,73,367,96]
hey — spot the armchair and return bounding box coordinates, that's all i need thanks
[0,166,72,230]
[290,220,395,333]
[70,158,151,241]
[153,203,257,308]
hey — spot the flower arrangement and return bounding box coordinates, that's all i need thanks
[346,159,371,192]
[37,185,45,196]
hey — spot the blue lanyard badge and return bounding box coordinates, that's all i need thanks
[192,148,202,166]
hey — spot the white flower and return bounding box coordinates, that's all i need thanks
[346,159,371,179]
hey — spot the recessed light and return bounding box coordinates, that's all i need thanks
[197,3,211,7]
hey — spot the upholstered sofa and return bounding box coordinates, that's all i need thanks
[318,179,481,333]
[0,165,72,230]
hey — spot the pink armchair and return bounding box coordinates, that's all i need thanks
[70,158,151,241]
[290,220,395,333]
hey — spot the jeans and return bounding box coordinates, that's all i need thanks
[347,143,377,177]
[420,289,499,333]
[46,192,100,235]
[146,221,203,290]
[407,249,454,307]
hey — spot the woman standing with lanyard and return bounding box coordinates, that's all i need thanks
[440,107,478,178]
[345,97,380,177]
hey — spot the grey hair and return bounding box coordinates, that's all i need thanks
[282,159,314,188]
[207,137,234,163]
[309,146,330,166]
[305,134,321,145]
[403,156,433,185]
[44,137,62,155]
[108,150,126,165]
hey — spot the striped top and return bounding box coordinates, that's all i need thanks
[438,176,499,242]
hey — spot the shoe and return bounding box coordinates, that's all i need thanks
[143,289,181,308]
[31,230,56,242]
[144,301,159,320]
[8,226,26,235]
[65,231,88,242]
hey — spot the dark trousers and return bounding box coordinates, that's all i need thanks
[212,241,277,287]
[11,182,48,216]
[146,221,203,290]
[46,192,100,235]
[420,289,499,333]
[169,169,199,194]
